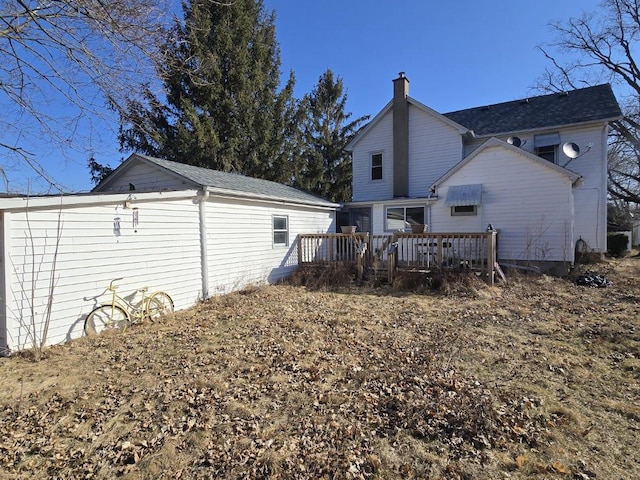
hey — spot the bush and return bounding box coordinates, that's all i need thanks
[607,233,629,257]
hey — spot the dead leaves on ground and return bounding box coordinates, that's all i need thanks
[1,257,639,479]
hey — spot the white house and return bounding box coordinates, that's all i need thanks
[0,154,337,353]
[343,73,622,272]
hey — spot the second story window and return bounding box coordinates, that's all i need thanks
[536,144,558,163]
[534,133,560,164]
[371,153,383,180]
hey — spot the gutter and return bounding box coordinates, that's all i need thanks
[203,186,339,210]
[0,190,199,213]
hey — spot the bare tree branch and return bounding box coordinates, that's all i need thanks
[0,0,175,192]
[537,0,640,206]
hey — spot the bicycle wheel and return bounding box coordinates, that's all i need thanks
[84,305,130,336]
[146,292,174,321]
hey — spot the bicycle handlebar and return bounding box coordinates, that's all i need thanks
[109,278,124,290]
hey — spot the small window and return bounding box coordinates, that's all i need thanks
[451,205,477,216]
[386,206,425,231]
[536,144,557,163]
[273,215,288,246]
[371,153,383,181]
[534,133,560,163]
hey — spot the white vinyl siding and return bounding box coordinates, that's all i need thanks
[431,145,574,263]
[352,111,394,201]
[408,105,464,197]
[101,162,192,192]
[557,125,608,251]
[461,124,607,253]
[204,198,333,295]
[4,197,202,351]
[2,192,336,352]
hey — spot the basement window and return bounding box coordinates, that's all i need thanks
[273,215,289,246]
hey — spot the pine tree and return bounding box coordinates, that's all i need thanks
[295,70,369,202]
[118,0,296,183]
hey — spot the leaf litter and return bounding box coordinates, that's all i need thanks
[0,257,639,479]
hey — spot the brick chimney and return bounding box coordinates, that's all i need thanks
[393,72,409,197]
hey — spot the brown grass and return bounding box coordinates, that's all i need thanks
[1,256,639,479]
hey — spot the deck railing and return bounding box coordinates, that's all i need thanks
[297,231,498,285]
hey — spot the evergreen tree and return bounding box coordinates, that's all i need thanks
[87,157,114,186]
[118,0,296,184]
[295,70,369,202]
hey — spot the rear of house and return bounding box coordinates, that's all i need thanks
[343,73,621,272]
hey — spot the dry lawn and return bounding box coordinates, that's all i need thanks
[1,257,639,479]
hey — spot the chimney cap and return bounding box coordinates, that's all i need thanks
[398,71,406,78]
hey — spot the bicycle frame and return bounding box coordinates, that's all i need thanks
[106,278,154,324]
[84,279,174,336]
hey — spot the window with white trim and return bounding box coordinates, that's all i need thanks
[386,206,424,231]
[273,215,289,246]
[371,153,383,181]
[451,205,477,216]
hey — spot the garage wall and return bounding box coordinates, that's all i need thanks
[204,197,335,295]
[4,196,202,351]
[2,192,337,353]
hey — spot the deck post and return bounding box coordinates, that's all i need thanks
[329,236,334,262]
[486,232,496,286]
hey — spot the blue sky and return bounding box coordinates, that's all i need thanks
[5,0,603,193]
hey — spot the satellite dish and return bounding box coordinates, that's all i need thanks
[507,136,522,147]
[562,142,581,159]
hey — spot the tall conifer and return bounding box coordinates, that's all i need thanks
[118,0,296,183]
[295,70,369,202]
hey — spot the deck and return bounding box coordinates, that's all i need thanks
[297,231,499,285]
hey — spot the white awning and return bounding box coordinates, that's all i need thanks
[445,184,483,206]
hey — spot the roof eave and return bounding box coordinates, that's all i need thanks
[202,186,339,209]
[345,101,392,151]
[432,137,582,189]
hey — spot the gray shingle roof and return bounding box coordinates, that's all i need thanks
[136,155,336,207]
[443,84,621,136]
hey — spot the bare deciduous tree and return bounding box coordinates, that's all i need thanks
[535,0,640,206]
[0,0,172,191]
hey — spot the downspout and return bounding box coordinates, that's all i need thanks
[198,189,210,300]
[0,212,10,356]
[600,123,609,253]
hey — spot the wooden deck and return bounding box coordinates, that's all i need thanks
[297,231,499,285]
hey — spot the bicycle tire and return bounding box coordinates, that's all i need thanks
[146,292,174,321]
[84,305,130,336]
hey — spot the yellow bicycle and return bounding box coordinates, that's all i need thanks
[84,278,174,336]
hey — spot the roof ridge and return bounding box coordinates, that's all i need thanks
[442,84,620,136]
[444,83,612,116]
